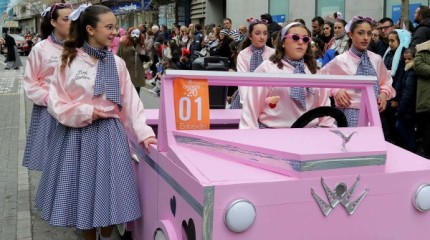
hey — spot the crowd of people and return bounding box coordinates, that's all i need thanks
[19,2,430,240]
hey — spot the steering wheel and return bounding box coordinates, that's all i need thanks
[291,106,348,128]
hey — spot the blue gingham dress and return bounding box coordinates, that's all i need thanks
[35,44,141,230]
[340,47,379,127]
[22,35,64,171]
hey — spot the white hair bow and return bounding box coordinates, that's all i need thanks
[40,6,51,17]
[69,3,92,21]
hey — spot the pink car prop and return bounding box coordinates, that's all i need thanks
[127,70,430,240]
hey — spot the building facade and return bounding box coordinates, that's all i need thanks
[226,0,429,30]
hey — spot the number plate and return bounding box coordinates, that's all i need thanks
[173,78,210,130]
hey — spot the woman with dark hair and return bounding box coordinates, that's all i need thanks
[117,26,147,96]
[22,3,72,171]
[213,28,233,66]
[322,21,334,47]
[320,16,395,127]
[37,4,156,240]
[230,18,275,109]
[239,22,334,129]
[326,19,349,53]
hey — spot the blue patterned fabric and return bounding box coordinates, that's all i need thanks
[229,89,242,109]
[249,45,264,72]
[22,105,58,171]
[82,42,122,110]
[50,33,63,46]
[35,118,141,229]
[339,46,379,127]
[350,46,379,96]
[283,57,314,110]
[340,108,359,127]
[230,45,266,110]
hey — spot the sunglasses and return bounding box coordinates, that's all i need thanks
[351,16,373,24]
[50,3,72,19]
[284,34,311,44]
[249,18,268,26]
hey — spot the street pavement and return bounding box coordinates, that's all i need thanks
[0,54,160,240]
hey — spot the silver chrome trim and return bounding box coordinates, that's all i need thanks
[175,135,386,172]
[203,187,214,240]
[143,154,205,217]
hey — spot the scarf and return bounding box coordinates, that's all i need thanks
[350,46,379,96]
[50,33,63,46]
[249,45,264,72]
[283,57,314,110]
[82,42,122,110]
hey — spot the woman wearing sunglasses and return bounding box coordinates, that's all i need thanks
[239,22,334,129]
[22,3,73,171]
[320,16,395,127]
[230,18,275,109]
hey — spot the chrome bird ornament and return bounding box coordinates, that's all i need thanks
[330,130,357,152]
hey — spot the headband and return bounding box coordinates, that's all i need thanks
[69,3,91,21]
[41,7,51,17]
[280,22,302,39]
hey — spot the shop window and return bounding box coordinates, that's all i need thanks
[316,0,345,19]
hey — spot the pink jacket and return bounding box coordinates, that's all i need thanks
[320,49,395,109]
[236,45,275,103]
[23,38,62,106]
[239,59,335,129]
[48,48,155,143]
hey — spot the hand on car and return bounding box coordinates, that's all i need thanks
[335,90,352,108]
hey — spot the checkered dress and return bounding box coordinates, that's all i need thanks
[22,36,64,171]
[339,46,379,127]
[22,105,59,170]
[35,44,141,230]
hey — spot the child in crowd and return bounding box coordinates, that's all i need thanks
[239,22,334,129]
[22,3,73,171]
[37,5,156,240]
[396,47,417,152]
[320,16,395,127]
[382,29,411,143]
[204,32,219,56]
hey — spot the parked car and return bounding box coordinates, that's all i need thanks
[1,34,29,56]
[125,70,430,240]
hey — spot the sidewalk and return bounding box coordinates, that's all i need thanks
[0,60,32,240]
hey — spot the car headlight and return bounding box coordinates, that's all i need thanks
[224,199,256,233]
[413,184,430,212]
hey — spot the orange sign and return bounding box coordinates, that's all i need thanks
[173,78,210,130]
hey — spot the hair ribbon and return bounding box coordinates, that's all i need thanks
[41,7,51,17]
[69,3,91,21]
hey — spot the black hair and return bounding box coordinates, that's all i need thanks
[223,18,232,24]
[404,47,416,57]
[294,18,306,25]
[349,19,372,34]
[418,6,430,19]
[379,17,394,26]
[61,5,112,69]
[312,16,324,26]
[240,21,269,50]
[335,19,348,27]
[260,13,273,23]
[40,3,71,40]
